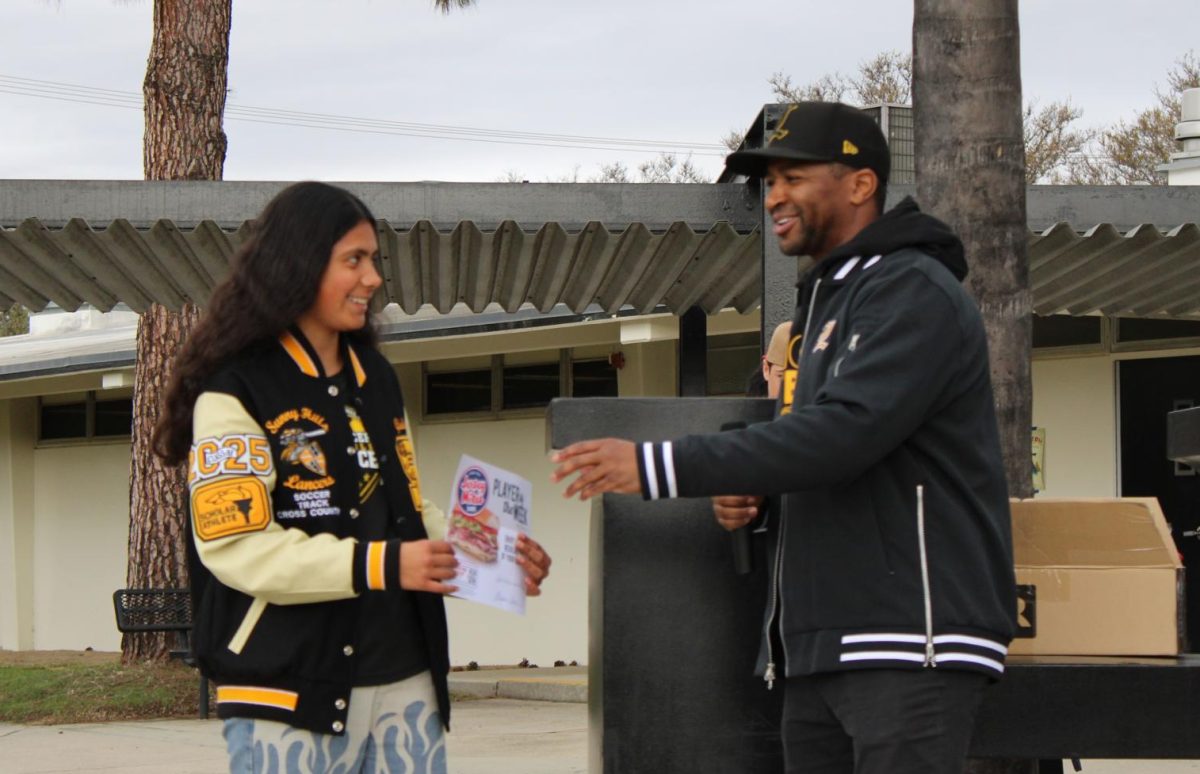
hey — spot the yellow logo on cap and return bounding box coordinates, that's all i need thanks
[769,104,799,144]
[842,140,860,155]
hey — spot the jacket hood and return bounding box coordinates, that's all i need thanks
[814,196,967,282]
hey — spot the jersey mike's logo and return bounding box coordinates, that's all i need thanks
[457,467,489,515]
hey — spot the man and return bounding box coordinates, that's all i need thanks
[763,321,791,399]
[552,101,1016,774]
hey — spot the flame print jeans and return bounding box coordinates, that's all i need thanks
[223,671,446,774]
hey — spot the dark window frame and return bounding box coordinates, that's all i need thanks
[37,390,133,443]
[421,350,617,422]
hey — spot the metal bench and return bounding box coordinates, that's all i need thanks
[112,588,209,719]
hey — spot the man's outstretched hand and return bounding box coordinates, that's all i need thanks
[551,439,642,500]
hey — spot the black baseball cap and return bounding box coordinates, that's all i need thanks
[725,101,890,185]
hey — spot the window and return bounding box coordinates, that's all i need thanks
[424,350,618,419]
[40,401,87,440]
[425,369,492,414]
[571,359,620,399]
[1116,317,1200,344]
[39,391,132,441]
[1032,314,1103,350]
[503,363,561,410]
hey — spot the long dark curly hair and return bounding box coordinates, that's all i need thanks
[154,181,380,464]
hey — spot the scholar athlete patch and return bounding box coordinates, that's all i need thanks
[192,476,271,541]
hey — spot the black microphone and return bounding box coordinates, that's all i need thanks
[720,420,754,575]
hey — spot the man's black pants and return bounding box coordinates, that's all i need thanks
[782,669,990,774]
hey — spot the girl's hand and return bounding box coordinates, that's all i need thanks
[400,540,459,594]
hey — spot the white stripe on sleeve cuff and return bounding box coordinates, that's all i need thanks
[641,443,659,500]
[662,441,678,498]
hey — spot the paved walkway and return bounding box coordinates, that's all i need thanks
[0,698,586,774]
[3,664,1198,773]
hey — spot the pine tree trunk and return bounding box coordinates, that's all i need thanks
[913,2,1033,772]
[142,0,231,181]
[124,303,202,661]
[123,0,231,664]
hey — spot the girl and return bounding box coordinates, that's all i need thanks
[155,181,551,773]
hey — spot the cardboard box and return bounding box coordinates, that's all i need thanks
[1009,497,1184,656]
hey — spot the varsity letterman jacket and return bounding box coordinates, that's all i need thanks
[185,327,450,735]
[637,198,1017,686]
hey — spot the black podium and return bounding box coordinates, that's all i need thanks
[549,397,1200,774]
[550,396,781,773]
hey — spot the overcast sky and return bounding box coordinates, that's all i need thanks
[1,0,1196,183]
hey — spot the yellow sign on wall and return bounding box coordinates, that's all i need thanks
[1032,427,1046,493]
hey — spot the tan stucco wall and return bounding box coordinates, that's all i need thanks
[1031,355,1118,497]
[31,441,130,650]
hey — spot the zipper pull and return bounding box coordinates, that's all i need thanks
[924,642,937,668]
[764,662,776,689]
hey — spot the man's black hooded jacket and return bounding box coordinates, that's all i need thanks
[637,197,1017,682]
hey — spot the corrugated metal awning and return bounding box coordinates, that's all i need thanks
[7,218,1200,319]
[0,218,763,316]
[2,178,1199,320]
[1029,223,1200,318]
[6,217,1200,319]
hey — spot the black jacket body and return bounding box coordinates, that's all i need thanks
[638,198,1017,682]
[185,328,450,735]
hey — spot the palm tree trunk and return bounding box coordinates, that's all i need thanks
[913,1,1033,771]
[913,0,1031,496]
[123,0,230,663]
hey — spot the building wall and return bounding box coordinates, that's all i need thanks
[13,317,1178,659]
[0,399,37,650]
[31,441,130,650]
[1030,355,1118,497]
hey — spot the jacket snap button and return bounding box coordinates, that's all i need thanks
[335,698,347,711]
[346,446,356,455]
[332,720,345,733]
[328,386,339,397]
[343,644,355,656]
[349,508,360,519]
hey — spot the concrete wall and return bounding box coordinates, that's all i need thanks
[31,441,130,650]
[1031,355,1118,497]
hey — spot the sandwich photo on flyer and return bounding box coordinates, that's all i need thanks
[447,505,500,563]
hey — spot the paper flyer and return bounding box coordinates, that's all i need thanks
[446,454,531,615]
